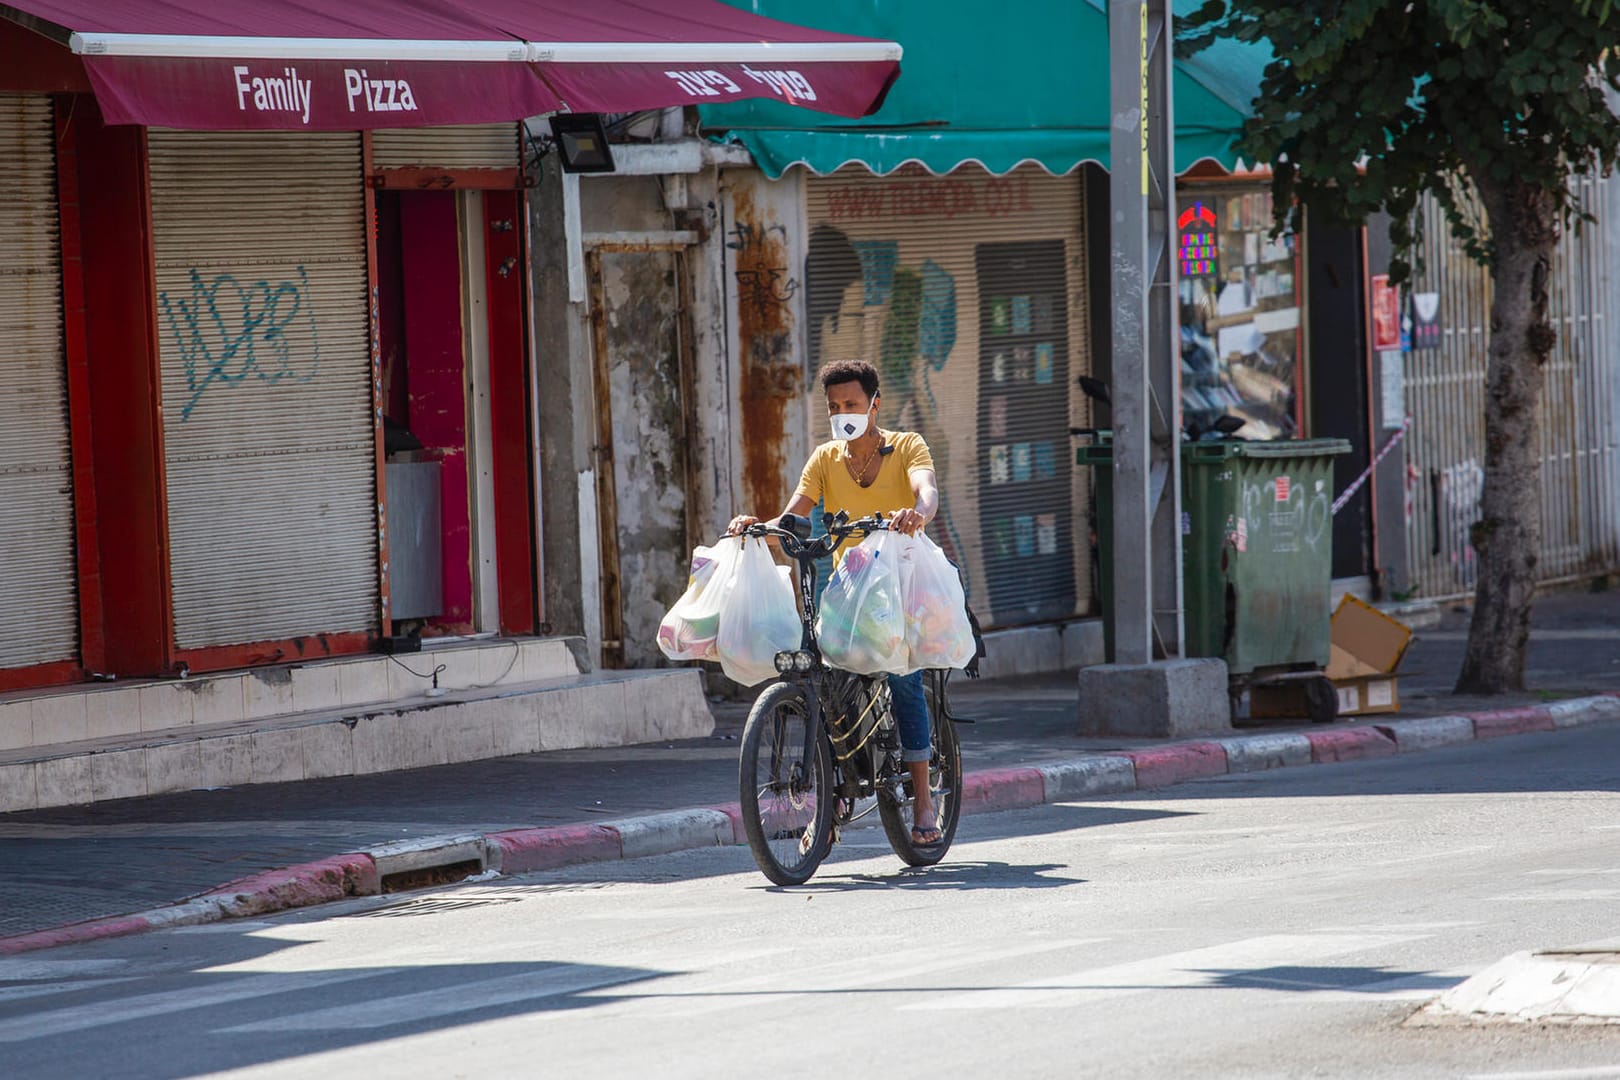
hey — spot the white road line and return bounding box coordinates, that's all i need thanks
[0,959,130,980]
[219,964,663,1032]
[1488,890,1620,901]
[1526,869,1620,876]
[596,937,1108,1019]
[0,968,404,1043]
[1467,1068,1620,1080]
[902,933,1430,1011]
[1273,970,1470,1002]
[0,978,139,1004]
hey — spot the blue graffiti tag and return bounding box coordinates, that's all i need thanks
[158,266,320,421]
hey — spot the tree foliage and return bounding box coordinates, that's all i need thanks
[1179,0,1620,280]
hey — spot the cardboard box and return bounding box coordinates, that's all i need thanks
[1325,595,1412,716]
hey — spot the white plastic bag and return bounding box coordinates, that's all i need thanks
[714,537,803,686]
[816,532,910,676]
[901,533,976,670]
[657,539,743,662]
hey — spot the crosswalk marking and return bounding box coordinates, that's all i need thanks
[1526,869,1620,876]
[1489,890,1620,901]
[0,968,404,1043]
[600,937,1109,1019]
[0,979,138,1004]
[901,932,1430,1011]
[218,964,657,1033]
[0,959,129,980]
[1289,970,1470,1002]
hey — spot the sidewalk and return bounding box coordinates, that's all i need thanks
[2,587,1616,950]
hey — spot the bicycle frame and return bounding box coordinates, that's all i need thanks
[743,513,901,811]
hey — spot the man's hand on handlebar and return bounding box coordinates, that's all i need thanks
[890,508,927,536]
[726,514,762,537]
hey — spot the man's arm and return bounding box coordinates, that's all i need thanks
[891,468,939,536]
[728,493,815,536]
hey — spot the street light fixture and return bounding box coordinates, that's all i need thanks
[549,112,616,173]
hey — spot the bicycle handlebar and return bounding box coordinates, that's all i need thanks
[738,513,891,560]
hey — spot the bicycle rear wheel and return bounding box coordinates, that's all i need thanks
[739,682,835,886]
[879,673,962,867]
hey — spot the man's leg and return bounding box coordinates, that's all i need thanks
[887,670,939,843]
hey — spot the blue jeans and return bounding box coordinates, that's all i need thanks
[887,670,931,763]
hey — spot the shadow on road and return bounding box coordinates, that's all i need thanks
[0,925,674,1080]
[768,859,1084,894]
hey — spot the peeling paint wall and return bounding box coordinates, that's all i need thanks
[580,175,699,667]
[597,247,689,667]
[529,157,596,656]
[685,168,736,544]
[720,169,809,520]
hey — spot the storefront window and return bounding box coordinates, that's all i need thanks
[1176,184,1302,441]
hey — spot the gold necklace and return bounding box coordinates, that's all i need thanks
[851,436,883,485]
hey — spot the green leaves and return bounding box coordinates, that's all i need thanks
[1177,0,1620,276]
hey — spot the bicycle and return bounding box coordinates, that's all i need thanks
[736,510,964,886]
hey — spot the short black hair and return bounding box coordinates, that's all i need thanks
[819,359,879,400]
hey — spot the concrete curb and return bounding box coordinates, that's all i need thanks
[4,693,1617,956]
[1416,949,1620,1023]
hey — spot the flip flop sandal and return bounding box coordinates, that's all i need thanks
[910,823,943,846]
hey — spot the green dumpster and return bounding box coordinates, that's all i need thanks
[1078,437,1350,681]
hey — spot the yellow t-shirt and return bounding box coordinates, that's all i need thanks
[794,429,935,556]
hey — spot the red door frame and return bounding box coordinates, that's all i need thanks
[3,107,539,691]
[484,189,539,635]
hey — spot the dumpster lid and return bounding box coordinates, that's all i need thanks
[1325,595,1412,680]
[1185,438,1353,462]
[1079,437,1352,466]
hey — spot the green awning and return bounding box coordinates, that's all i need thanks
[699,0,1269,178]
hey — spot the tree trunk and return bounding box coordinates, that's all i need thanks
[1454,178,1559,695]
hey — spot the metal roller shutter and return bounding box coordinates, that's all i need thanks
[804,164,1093,629]
[149,130,378,649]
[0,93,77,670]
[371,124,519,169]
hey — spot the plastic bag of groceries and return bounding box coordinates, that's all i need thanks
[901,533,977,670]
[714,537,803,686]
[816,531,910,676]
[657,539,743,662]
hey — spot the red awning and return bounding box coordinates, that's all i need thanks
[0,1,900,129]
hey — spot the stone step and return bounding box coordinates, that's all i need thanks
[0,637,586,755]
[0,667,712,813]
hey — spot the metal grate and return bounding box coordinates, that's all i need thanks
[1403,176,1618,599]
[802,164,1093,629]
[348,893,527,918]
[148,129,379,649]
[0,93,77,671]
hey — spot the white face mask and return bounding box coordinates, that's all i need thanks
[830,402,875,442]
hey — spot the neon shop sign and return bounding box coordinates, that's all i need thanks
[1177,202,1218,277]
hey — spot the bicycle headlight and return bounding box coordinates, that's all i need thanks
[774,651,796,674]
[793,651,816,672]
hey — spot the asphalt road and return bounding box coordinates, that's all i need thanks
[5,724,1620,1079]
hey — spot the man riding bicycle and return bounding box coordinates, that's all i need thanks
[729,359,944,846]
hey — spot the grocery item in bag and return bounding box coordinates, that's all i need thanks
[817,532,909,675]
[656,539,742,661]
[715,538,803,686]
[902,534,977,670]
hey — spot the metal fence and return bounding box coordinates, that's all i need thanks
[1404,174,1619,599]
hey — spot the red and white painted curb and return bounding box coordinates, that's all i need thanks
[4,692,1617,957]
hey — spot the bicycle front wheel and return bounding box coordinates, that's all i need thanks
[739,681,834,886]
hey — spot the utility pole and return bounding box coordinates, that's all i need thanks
[1080,0,1229,737]
[1108,0,1183,663]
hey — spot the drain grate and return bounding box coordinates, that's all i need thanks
[348,894,526,918]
